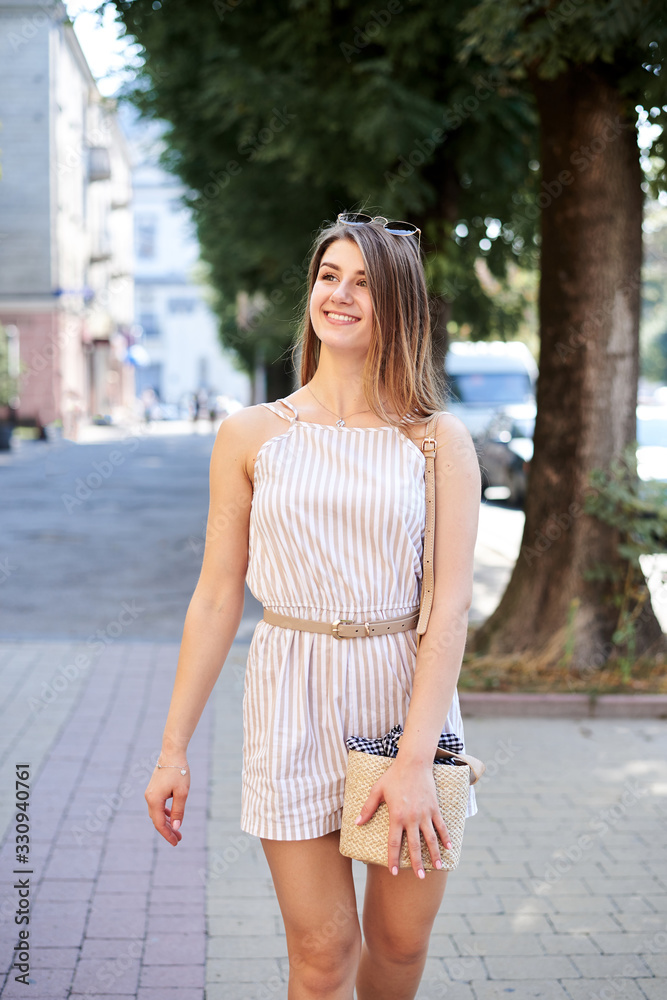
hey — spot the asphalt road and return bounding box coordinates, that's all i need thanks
[0,417,522,642]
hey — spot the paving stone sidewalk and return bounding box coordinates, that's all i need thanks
[0,637,666,1000]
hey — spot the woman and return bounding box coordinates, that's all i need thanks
[145,211,481,1000]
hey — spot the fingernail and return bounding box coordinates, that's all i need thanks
[355,815,362,825]
[172,820,181,831]
[391,866,398,876]
[418,869,425,879]
[435,859,443,869]
[445,842,451,849]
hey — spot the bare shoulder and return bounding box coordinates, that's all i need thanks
[212,403,290,485]
[431,411,481,484]
[214,404,268,441]
[210,405,263,480]
[402,410,473,448]
[432,410,475,445]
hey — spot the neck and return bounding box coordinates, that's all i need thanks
[308,351,379,415]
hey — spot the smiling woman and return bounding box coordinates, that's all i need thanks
[144,208,481,1000]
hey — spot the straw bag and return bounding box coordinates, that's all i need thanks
[339,417,485,871]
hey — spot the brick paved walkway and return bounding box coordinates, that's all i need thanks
[1,638,666,999]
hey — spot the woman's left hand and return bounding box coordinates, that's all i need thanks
[354,760,451,878]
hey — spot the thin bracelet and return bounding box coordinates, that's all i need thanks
[156,762,189,775]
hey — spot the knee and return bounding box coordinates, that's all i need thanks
[290,922,361,990]
[363,921,428,966]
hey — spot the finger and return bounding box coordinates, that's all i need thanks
[170,789,188,833]
[434,814,452,855]
[405,820,427,878]
[146,797,180,846]
[423,819,445,871]
[355,785,381,826]
[387,822,405,876]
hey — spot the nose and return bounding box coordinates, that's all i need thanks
[330,279,354,303]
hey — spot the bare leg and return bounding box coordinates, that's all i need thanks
[356,863,448,1000]
[261,829,362,1000]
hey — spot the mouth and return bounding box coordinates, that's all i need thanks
[324,310,361,324]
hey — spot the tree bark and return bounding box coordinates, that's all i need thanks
[469,62,666,670]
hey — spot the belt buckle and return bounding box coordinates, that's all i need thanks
[332,617,355,639]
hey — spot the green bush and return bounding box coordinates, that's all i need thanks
[582,443,667,680]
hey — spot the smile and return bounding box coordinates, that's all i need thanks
[324,311,360,324]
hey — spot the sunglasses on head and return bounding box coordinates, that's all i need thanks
[337,212,421,253]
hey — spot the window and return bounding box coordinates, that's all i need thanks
[168,298,197,314]
[136,216,157,259]
[447,372,534,406]
[139,313,160,338]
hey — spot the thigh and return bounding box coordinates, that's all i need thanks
[261,829,361,960]
[362,862,448,958]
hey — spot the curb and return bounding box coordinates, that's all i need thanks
[459,692,667,718]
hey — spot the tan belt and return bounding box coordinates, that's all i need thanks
[262,607,421,639]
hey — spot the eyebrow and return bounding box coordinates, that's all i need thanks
[319,260,366,275]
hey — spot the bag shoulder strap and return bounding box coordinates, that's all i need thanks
[395,734,486,785]
[416,413,439,646]
[434,746,486,785]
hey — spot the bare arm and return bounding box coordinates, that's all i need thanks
[145,409,253,845]
[355,411,482,876]
[396,412,481,767]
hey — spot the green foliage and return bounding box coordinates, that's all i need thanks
[641,197,667,382]
[105,0,541,373]
[582,444,667,679]
[0,324,20,408]
[458,0,667,192]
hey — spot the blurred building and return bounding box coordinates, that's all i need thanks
[0,0,135,437]
[122,107,251,412]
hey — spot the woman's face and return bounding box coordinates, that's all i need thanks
[310,238,374,353]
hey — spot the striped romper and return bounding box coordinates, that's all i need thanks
[240,397,477,840]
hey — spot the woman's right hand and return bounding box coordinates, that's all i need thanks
[144,761,190,847]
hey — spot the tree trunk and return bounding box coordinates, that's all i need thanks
[469,63,666,670]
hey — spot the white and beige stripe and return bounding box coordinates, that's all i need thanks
[240,398,477,840]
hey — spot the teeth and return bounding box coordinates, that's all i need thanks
[327,312,359,323]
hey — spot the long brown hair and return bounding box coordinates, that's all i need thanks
[290,213,447,428]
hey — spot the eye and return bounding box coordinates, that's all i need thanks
[320,272,367,287]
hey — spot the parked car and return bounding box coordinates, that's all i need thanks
[637,404,667,483]
[445,341,538,505]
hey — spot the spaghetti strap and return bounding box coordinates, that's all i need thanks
[260,399,297,422]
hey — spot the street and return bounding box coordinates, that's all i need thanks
[0,421,665,1000]
[0,418,525,641]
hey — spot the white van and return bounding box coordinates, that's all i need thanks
[445,341,538,505]
[445,341,537,436]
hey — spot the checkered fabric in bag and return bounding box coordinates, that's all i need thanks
[345,723,464,762]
